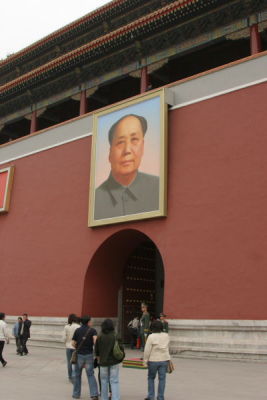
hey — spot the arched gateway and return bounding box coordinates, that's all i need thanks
[82,229,164,341]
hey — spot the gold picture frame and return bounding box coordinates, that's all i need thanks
[0,166,15,214]
[88,88,168,227]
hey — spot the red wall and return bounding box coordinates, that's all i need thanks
[1,82,267,319]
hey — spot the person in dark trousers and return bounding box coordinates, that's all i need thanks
[140,302,150,350]
[95,319,124,400]
[72,315,99,400]
[20,313,31,355]
[13,317,23,355]
[127,316,139,349]
[0,312,9,367]
[143,320,170,400]
[159,313,169,333]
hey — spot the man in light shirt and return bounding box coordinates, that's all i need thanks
[0,312,9,367]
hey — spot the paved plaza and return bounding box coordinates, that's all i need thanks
[1,344,267,400]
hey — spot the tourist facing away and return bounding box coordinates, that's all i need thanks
[140,302,150,350]
[143,320,170,400]
[72,315,99,400]
[159,313,169,333]
[12,317,23,355]
[0,312,9,367]
[95,319,125,400]
[63,314,80,382]
[20,313,32,355]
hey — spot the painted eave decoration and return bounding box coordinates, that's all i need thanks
[0,0,204,98]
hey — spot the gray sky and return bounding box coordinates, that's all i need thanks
[0,0,111,60]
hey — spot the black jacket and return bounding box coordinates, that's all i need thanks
[20,319,31,338]
[95,332,124,367]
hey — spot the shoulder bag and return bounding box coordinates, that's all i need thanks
[167,359,175,373]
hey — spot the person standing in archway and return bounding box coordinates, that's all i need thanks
[140,302,150,351]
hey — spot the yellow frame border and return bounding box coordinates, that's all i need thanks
[0,166,15,214]
[88,88,168,227]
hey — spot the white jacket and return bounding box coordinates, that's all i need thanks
[62,323,80,349]
[0,320,9,342]
[144,332,170,363]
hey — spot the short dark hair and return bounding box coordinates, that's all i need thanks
[80,315,91,325]
[108,114,148,145]
[151,320,163,333]
[68,313,78,325]
[18,317,23,321]
[101,319,115,334]
[0,313,5,320]
[23,313,28,317]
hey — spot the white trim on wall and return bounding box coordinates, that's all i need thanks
[0,132,92,165]
[170,77,267,111]
[1,53,267,166]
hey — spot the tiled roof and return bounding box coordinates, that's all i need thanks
[0,0,200,97]
[0,0,127,67]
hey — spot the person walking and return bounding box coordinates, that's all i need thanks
[143,320,170,400]
[95,319,124,400]
[72,315,99,400]
[63,314,80,382]
[0,313,9,367]
[20,313,31,355]
[13,317,23,355]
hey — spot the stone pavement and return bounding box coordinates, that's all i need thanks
[1,344,267,400]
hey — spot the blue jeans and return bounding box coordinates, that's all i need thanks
[72,353,99,398]
[147,361,168,400]
[66,348,74,379]
[100,364,120,400]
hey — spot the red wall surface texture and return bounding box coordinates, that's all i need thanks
[1,82,267,319]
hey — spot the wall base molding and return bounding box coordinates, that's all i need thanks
[169,319,267,362]
[6,317,267,361]
[6,316,115,349]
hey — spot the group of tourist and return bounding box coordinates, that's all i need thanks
[0,312,31,367]
[63,315,124,400]
[63,303,171,400]
[1,305,171,400]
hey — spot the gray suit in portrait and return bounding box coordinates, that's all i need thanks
[94,171,159,220]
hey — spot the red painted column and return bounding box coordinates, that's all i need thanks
[250,24,262,55]
[30,111,38,133]
[140,66,149,93]
[79,90,88,115]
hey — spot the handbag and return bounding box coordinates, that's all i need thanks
[71,327,91,365]
[70,350,77,364]
[167,360,175,374]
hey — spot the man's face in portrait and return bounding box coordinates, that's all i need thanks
[109,115,144,185]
